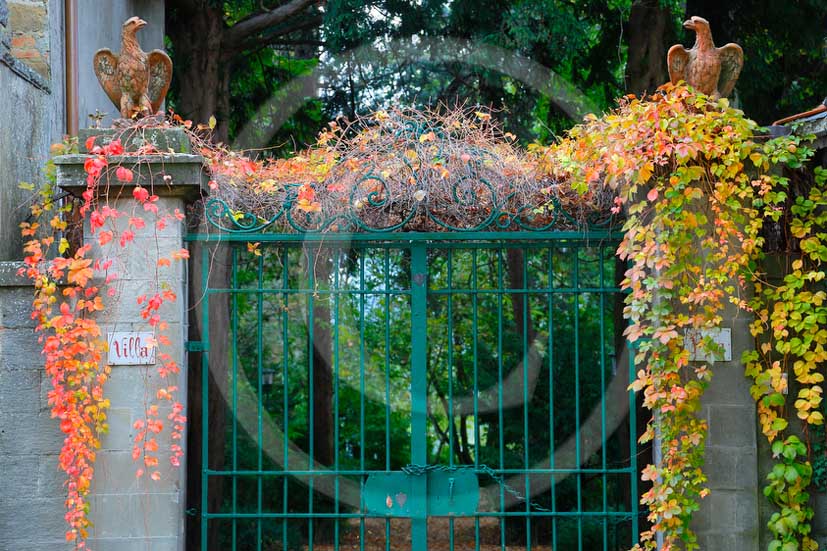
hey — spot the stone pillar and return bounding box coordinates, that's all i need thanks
[691,303,760,549]
[53,127,204,551]
[0,262,69,551]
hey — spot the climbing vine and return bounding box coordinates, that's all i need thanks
[744,165,827,551]
[537,84,812,550]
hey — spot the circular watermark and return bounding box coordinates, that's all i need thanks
[198,33,633,518]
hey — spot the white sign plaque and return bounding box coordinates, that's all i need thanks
[685,327,732,362]
[107,332,156,365]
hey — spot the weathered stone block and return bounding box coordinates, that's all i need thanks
[79,127,193,154]
[735,488,759,533]
[87,493,181,539]
[8,1,45,34]
[0,454,38,496]
[85,537,180,551]
[0,327,44,370]
[735,447,758,490]
[99,407,135,451]
[0,286,38,328]
[704,446,738,490]
[706,490,737,534]
[0,497,66,545]
[708,405,757,448]
[0,411,61,455]
[83,239,186,285]
[0,261,27,285]
[93,450,180,495]
[103,350,186,405]
[0,367,39,412]
[94,283,186,324]
[37,453,66,497]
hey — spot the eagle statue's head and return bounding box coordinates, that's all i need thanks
[683,16,710,32]
[122,16,147,35]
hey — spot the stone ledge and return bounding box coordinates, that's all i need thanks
[786,111,827,150]
[0,261,30,287]
[54,153,207,201]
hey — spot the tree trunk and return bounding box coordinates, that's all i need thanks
[625,0,673,96]
[307,247,334,468]
[167,4,232,143]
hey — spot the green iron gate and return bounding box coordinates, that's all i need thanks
[188,202,640,551]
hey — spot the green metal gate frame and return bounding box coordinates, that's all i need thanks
[187,199,640,551]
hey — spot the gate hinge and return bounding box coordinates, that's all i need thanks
[186,341,209,352]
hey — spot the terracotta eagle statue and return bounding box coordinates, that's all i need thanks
[93,17,172,119]
[667,16,743,99]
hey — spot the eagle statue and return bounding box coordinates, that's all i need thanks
[667,16,743,99]
[93,17,172,119]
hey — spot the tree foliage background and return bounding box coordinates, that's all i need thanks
[167,1,827,547]
[167,0,827,150]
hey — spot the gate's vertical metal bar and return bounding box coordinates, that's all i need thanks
[411,244,428,551]
[358,254,366,551]
[231,247,239,551]
[384,249,392,551]
[472,249,481,551]
[496,248,506,551]
[256,252,264,551]
[599,249,608,550]
[200,246,210,551]
[307,249,316,551]
[574,248,583,551]
[447,248,455,551]
[547,247,558,549]
[522,251,531,551]
[281,251,290,551]
[334,249,341,550]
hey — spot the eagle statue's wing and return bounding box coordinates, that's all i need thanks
[667,44,690,85]
[93,49,121,109]
[147,50,173,113]
[717,43,743,98]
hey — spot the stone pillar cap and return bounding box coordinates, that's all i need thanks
[54,153,207,202]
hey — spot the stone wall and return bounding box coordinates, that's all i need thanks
[8,0,50,79]
[0,0,165,262]
[0,0,65,261]
[0,262,68,550]
[0,142,201,550]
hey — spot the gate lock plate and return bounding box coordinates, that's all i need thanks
[364,470,479,517]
